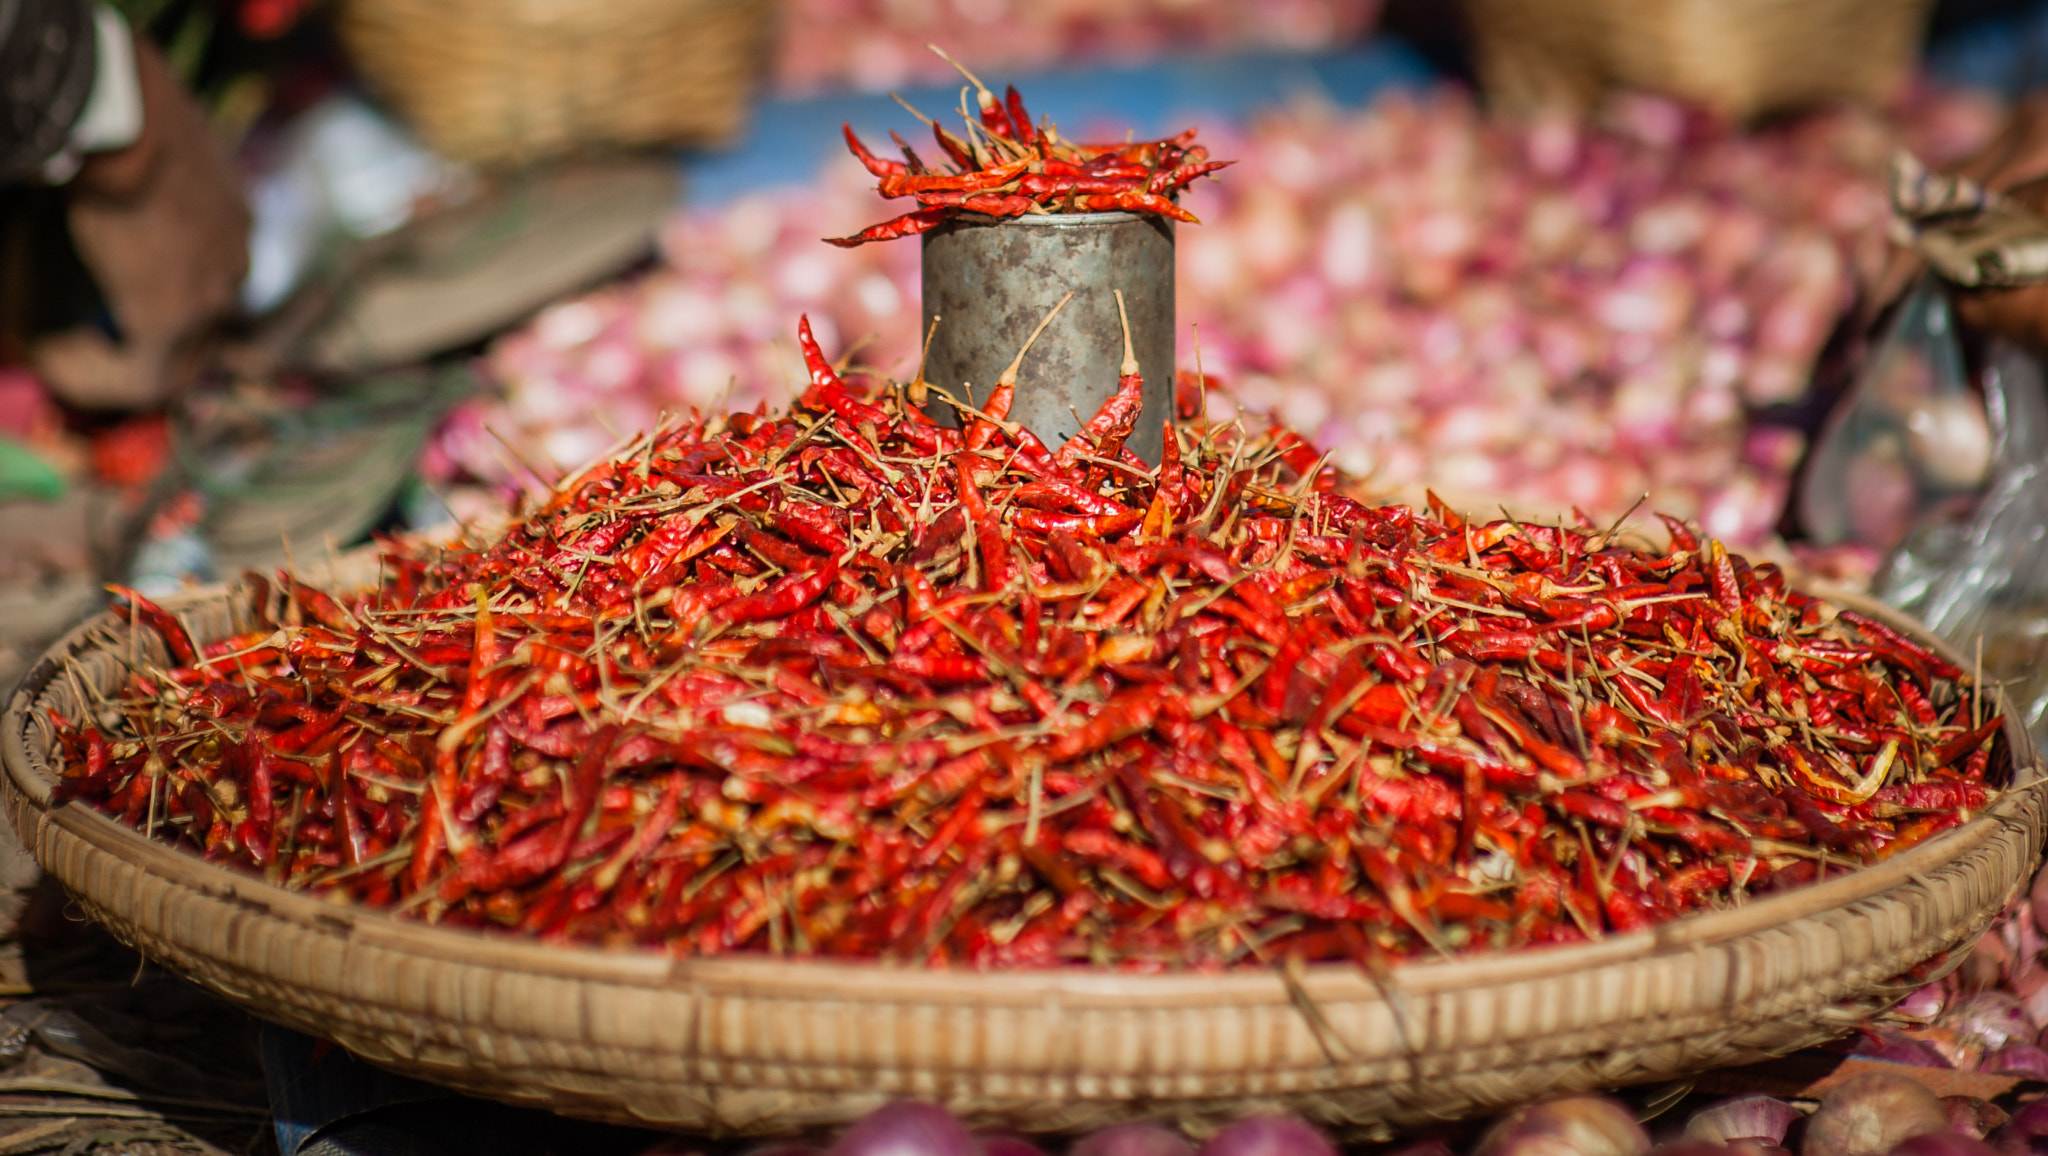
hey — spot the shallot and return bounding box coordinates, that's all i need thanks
[1945,1098,2008,1142]
[1991,1099,2048,1154]
[1683,1095,1799,1148]
[1982,1043,2048,1079]
[1473,1096,1649,1156]
[1071,1125,1195,1156]
[1941,993,2036,1067]
[1890,1136,2000,1156]
[1897,982,1951,1021]
[1802,1072,1948,1156]
[770,0,1380,97]
[1196,1117,1335,1156]
[1854,1029,1957,1069]
[1960,933,2013,991]
[834,1103,977,1156]
[2030,864,2048,934]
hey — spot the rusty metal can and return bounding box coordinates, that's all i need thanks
[920,210,1174,464]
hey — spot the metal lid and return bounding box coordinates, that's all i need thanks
[949,210,1151,227]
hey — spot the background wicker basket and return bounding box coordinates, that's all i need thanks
[1461,0,1936,122]
[336,0,776,167]
[3,567,2042,1140]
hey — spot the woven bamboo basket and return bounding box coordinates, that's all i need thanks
[336,0,775,167]
[1462,0,1935,122]
[3,561,2042,1140]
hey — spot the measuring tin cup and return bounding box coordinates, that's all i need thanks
[920,210,1174,464]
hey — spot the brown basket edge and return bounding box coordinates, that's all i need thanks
[9,746,2035,1136]
[334,0,778,167]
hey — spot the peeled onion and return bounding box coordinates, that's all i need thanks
[1903,393,1995,491]
[1802,1072,1949,1156]
[1684,1094,1801,1147]
[1473,1095,1650,1156]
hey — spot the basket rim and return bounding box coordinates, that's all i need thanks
[6,572,2039,1006]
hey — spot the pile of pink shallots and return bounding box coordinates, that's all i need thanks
[770,0,1380,97]
[632,1067,2042,1156]
[1865,867,2048,1083]
[431,85,2000,546]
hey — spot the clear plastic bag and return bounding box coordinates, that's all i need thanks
[1797,276,1994,554]
[1876,337,2048,745]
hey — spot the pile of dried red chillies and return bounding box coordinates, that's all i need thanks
[50,316,2004,967]
[829,69,1230,246]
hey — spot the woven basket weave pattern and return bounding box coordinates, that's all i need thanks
[336,0,774,166]
[1463,0,1934,120]
[4,579,2041,1138]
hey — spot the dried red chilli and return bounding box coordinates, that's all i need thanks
[50,313,2005,968]
[827,71,1230,246]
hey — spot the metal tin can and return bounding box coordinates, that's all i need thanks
[920,210,1175,464]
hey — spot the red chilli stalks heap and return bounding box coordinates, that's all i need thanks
[829,61,1232,247]
[52,309,2004,968]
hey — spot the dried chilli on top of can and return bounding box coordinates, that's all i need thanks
[828,53,1234,247]
[46,303,2009,968]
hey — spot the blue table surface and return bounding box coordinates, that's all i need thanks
[677,40,1438,205]
[1927,0,2048,99]
[675,2,2048,209]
